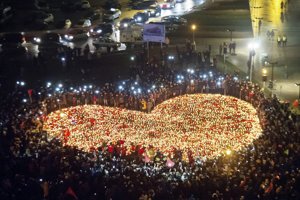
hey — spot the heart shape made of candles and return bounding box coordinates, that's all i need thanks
[43,94,262,160]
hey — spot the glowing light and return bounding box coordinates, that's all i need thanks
[44,94,262,160]
[191,24,196,31]
[226,149,232,155]
[262,68,267,75]
[46,82,51,87]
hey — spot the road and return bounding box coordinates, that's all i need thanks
[120,0,206,20]
[23,0,207,56]
[249,0,300,101]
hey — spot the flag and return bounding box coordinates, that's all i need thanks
[65,186,78,200]
[143,154,151,163]
[166,158,175,168]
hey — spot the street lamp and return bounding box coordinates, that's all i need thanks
[262,68,267,88]
[226,29,233,41]
[295,83,300,100]
[248,41,259,82]
[266,61,277,89]
[191,24,196,50]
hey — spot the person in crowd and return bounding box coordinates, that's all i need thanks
[0,41,299,200]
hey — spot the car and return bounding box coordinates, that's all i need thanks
[38,42,65,57]
[119,18,135,29]
[160,0,176,9]
[0,44,27,58]
[29,32,62,46]
[132,0,158,10]
[0,6,14,24]
[85,9,102,22]
[61,1,77,12]
[93,37,121,49]
[40,32,62,44]
[74,19,92,28]
[0,35,27,59]
[35,12,54,24]
[29,21,49,30]
[161,15,187,26]
[0,33,26,47]
[146,5,161,17]
[79,1,91,9]
[103,8,121,21]
[63,29,89,42]
[133,12,149,24]
[89,23,115,37]
[24,11,54,25]
[64,19,72,29]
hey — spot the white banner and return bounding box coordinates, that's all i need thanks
[143,24,165,43]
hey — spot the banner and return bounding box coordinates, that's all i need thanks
[143,24,165,43]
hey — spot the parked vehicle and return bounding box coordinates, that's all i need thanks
[27,32,62,45]
[35,12,54,24]
[74,19,91,28]
[160,0,176,9]
[24,11,54,25]
[103,8,121,21]
[146,5,161,17]
[161,15,187,26]
[79,1,91,9]
[86,9,102,22]
[38,42,66,57]
[0,33,25,46]
[64,29,89,42]
[0,6,14,24]
[0,44,27,58]
[89,23,115,37]
[134,12,149,24]
[40,32,62,44]
[119,18,135,29]
[132,0,158,10]
[0,32,27,58]
[61,1,77,12]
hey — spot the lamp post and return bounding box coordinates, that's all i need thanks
[262,68,267,89]
[226,29,233,41]
[248,42,258,82]
[191,24,196,50]
[267,61,277,89]
[295,83,300,100]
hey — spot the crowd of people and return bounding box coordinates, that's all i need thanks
[1,57,300,200]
